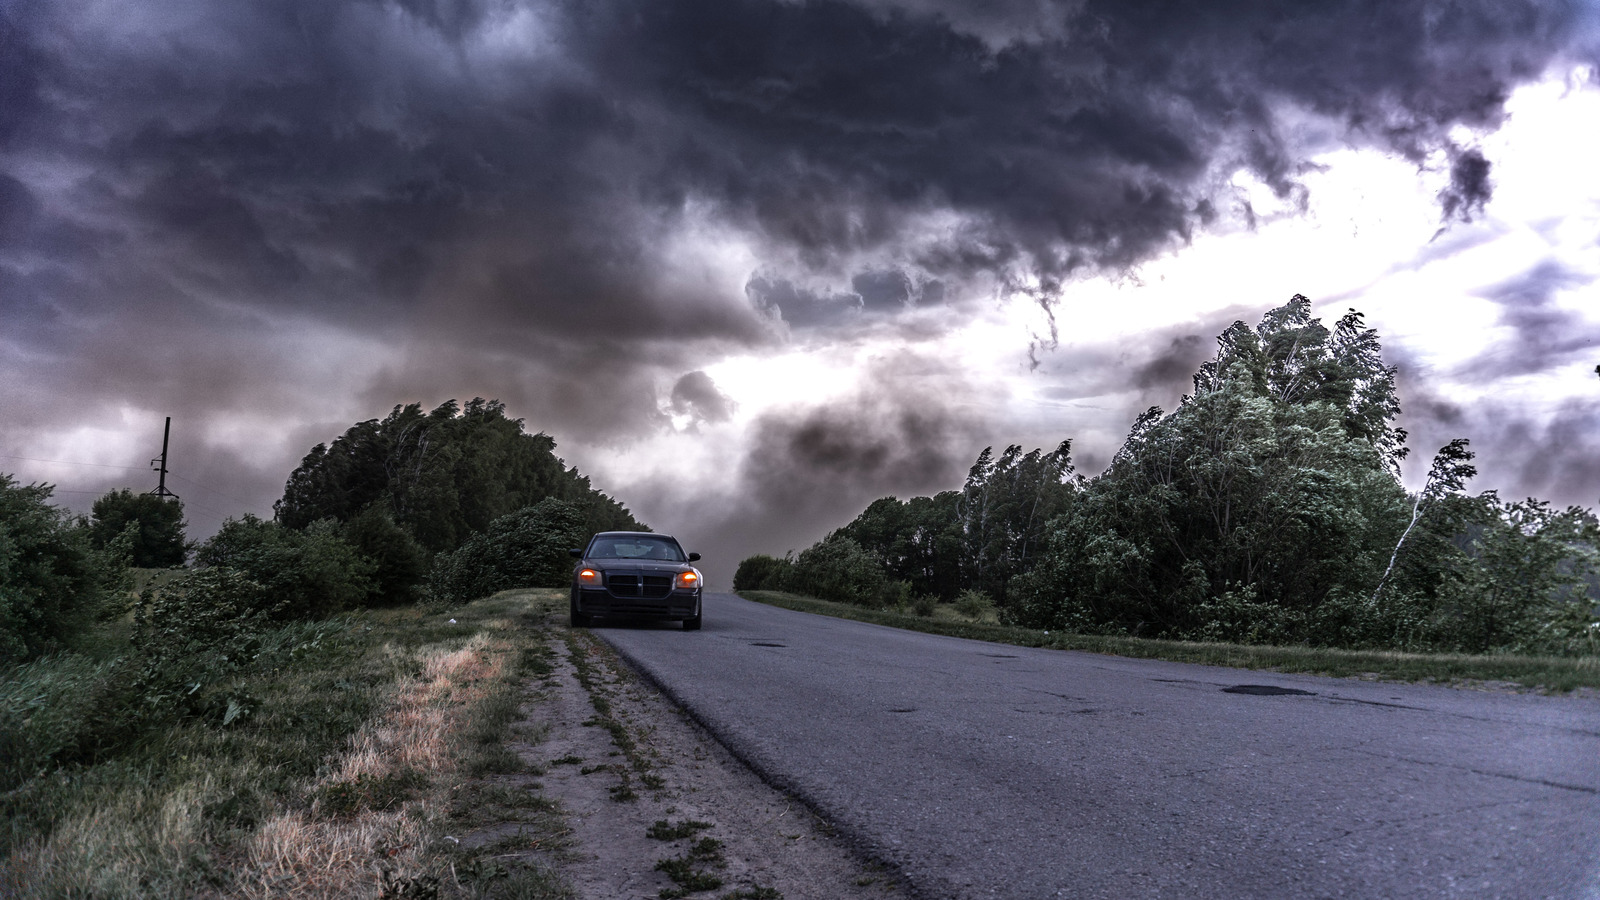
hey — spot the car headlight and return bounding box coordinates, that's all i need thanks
[675,570,700,589]
[578,568,601,585]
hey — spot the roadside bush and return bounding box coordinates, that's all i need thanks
[785,536,901,607]
[428,498,585,604]
[194,514,375,619]
[341,505,428,605]
[953,589,993,620]
[0,475,126,666]
[732,554,791,591]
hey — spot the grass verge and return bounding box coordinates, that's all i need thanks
[738,591,1600,693]
[1,589,576,899]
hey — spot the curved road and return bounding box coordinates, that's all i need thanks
[596,593,1600,899]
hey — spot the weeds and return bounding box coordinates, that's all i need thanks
[648,819,714,841]
[563,631,661,801]
[654,836,727,897]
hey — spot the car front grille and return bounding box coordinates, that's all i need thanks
[607,573,674,600]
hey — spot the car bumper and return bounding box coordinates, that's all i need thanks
[574,587,700,620]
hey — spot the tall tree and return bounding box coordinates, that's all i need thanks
[89,489,187,568]
[1013,296,1413,640]
[276,398,642,553]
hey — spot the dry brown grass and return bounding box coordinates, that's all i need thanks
[232,630,519,899]
[2,613,530,900]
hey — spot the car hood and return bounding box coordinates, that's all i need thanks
[582,559,694,573]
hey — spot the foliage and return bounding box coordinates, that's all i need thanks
[772,295,1600,655]
[953,589,993,620]
[2,590,565,897]
[88,488,188,568]
[276,398,642,553]
[341,504,429,605]
[128,568,279,719]
[428,499,587,604]
[194,514,376,618]
[782,536,906,608]
[1428,497,1600,654]
[0,569,340,790]
[957,441,1076,605]
[731,554,791,592]
[0,475,126,666]
[834,493,965,599]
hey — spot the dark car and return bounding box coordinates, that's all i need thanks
[569,531,703,629]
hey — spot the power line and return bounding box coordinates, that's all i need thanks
[0,454,148,471]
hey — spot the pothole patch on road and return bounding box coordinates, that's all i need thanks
[888,708,917,714]
[750,642,787,648]
[1222,684,1316,696]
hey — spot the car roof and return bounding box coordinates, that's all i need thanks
[591,531,675,540]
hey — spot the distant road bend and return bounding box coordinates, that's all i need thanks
[598,593,1600,899]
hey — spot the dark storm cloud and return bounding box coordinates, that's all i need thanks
[670,371,735,425]
[745,274,863,328]
[1,0,1593,543]
[1438,148,1494,223]
[5,0,1587,359]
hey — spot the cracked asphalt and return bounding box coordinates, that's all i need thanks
[596,593,1600,899]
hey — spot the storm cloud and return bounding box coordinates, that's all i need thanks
[1,0,1595,570]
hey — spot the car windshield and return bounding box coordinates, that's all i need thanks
[588,536,686,562]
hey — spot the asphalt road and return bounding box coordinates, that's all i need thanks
[595,593,1600,899]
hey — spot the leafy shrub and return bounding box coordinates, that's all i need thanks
[910,595,937,617]
[427,498,585,604]
[130,568,278,714]
[194,515,375,619]
[0,475,126,666]
[89,489,188,568]
[953,589,993,620]
[784,537,899,607]
[732,554,791,591]
[341,505,428,605]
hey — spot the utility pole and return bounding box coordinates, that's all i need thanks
[148,416,179,502]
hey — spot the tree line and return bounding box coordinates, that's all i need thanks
[738,296,1600,655]
[0,397,640,668]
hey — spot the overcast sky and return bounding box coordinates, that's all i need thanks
[3,0,1598,585]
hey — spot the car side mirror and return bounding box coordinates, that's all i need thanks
[569,548,583,558]
[688,552,701,562]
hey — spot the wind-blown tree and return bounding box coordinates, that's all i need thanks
[276,398,642,553]
[957,441,1076,606]
[89,489,188,568]
[752,295,1599,651]
[1011,297,1414,640]
[834,492,965,599]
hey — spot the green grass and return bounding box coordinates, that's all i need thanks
[1,588,581,899]
[739,591,1600,693]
